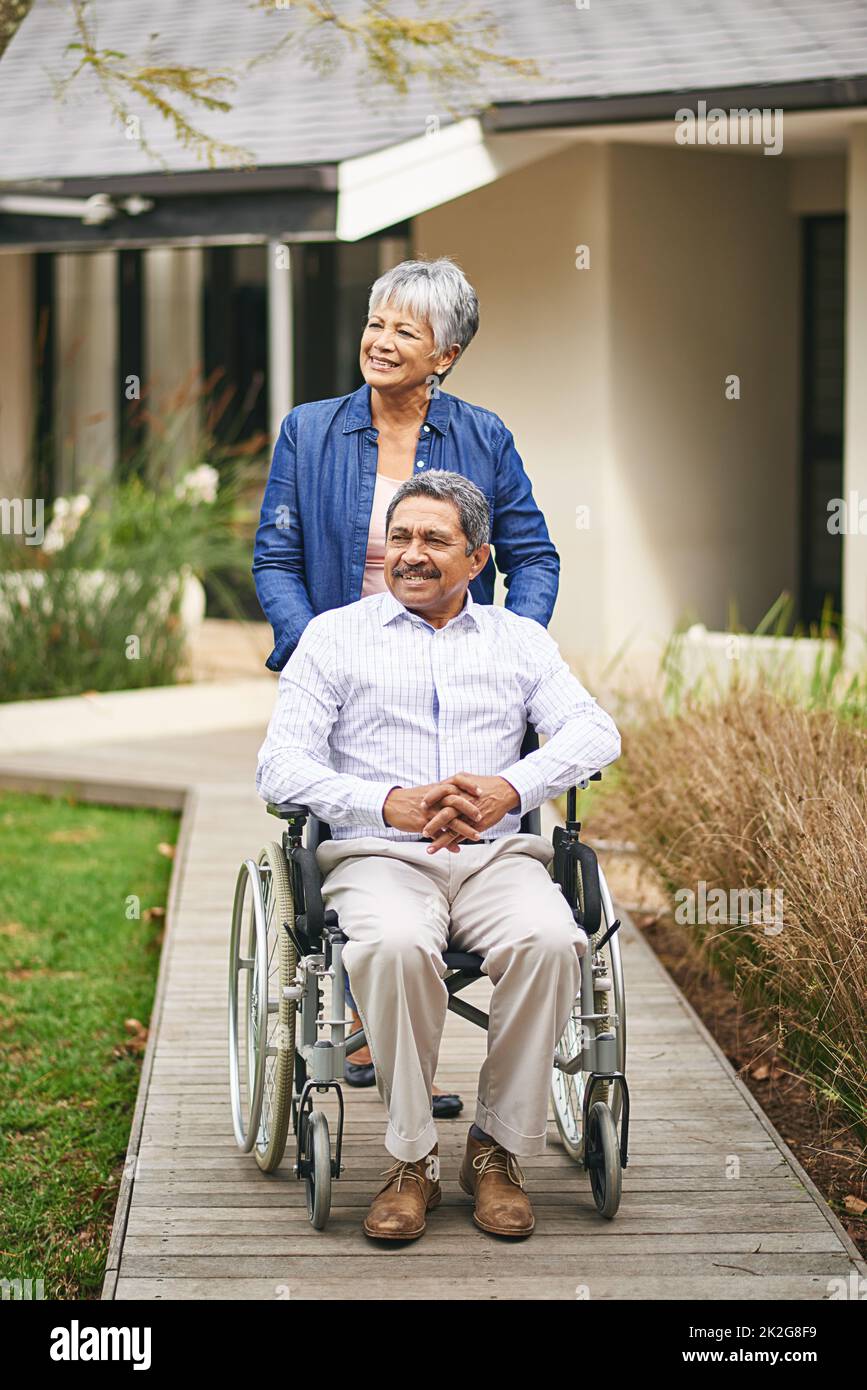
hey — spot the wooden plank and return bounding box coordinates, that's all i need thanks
[124,1209,830,1237]
[114,1273,839,1300]
[116,1253,858,1278]
[119,1233,846,1258]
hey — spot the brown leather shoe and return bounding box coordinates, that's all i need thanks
[458,1130,535,1236]
[363,1144,441,1241]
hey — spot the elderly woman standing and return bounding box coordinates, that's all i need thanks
[252,256,560,1113]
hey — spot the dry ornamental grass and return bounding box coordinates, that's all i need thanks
[610,688,867,1135]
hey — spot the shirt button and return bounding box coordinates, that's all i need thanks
[415,460,424,469]
[423,425,430,432]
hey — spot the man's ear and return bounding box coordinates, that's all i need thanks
[469,542,490,579]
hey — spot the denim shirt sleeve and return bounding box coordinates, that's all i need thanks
[252,411,316,672]
[490,423,560,627]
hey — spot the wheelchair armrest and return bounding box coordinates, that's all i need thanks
[267,801,311,820]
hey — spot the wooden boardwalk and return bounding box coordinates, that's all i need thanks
[1,725,863,1301]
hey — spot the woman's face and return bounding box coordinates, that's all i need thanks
[360,300,459,393]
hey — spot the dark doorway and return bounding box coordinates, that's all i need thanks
[799,215,846,629]
[291,239,397,405]
[32,251,56,504]
[202,245,269,450]
[117,248,145,477]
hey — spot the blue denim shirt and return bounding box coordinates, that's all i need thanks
[252,382,560,671]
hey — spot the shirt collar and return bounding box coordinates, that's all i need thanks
[343,382,452,436]
[379,587,480,631]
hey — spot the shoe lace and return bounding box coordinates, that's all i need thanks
[472,1143,526,1188]
[375,1157,430,1197]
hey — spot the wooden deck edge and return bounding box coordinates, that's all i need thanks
[0,766,187,812]
[613,901,867,1275]
[99,781,201,1299]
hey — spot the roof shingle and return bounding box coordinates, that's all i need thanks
[1,0,866,180]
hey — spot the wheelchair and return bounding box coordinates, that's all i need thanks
[228,729,630,1229]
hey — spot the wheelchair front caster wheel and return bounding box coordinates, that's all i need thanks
[586,1101,622,1219]
[303,1109,332,1229]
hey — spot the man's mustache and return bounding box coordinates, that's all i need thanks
[393,566,441,578]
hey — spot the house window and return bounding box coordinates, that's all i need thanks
[799,214,846,630]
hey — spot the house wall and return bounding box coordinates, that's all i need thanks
[605,142,799,660]
[0,252,34,497]
[789,153,846,213]
[415,138,801,685]
[415,143,614,677]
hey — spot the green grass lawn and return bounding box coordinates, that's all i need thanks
[0,789,179,1299]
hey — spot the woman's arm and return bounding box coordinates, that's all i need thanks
[489,423,560,626]
[252,412,317,672]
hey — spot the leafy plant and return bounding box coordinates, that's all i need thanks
[0,455,259,702]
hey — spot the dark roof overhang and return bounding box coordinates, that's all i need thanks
[483,74,867,133]
[0,164,340,250]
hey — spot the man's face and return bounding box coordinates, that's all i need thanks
[384,496,489,620]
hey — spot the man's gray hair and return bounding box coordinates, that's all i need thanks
[385,471,490,554]
[368,257,479,380]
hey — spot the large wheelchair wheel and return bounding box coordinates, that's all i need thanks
[551,862,625,1162]
[228,843,297,1172]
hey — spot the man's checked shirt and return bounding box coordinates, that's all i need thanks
[256,589,621,841]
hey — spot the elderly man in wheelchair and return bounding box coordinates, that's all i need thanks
[253,470,621,1241]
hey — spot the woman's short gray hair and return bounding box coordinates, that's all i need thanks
[368,257,479,380]
[385,471,490,554]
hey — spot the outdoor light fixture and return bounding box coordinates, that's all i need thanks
[0,192,154,223]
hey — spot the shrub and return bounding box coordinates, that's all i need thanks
[0,460,255,702]
[611,684,867,1134]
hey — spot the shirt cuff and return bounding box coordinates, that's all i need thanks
[497,761,547,818]
[349,780,403,828]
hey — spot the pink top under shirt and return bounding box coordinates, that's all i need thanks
[362,472,404,597]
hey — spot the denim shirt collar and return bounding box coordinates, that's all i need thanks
[342,382,453,435]
[379,587,479,631]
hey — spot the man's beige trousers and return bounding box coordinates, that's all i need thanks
[315,833,589,1162]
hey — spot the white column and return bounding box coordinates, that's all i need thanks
[378,234,410,275]
[143,247,203,478]
[0,253,34,497]
[843,124,867,669]
[267,241,294,440]
[55,250,118,495]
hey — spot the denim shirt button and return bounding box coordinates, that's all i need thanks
[415,460,424,469]
[423,424,430,432]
